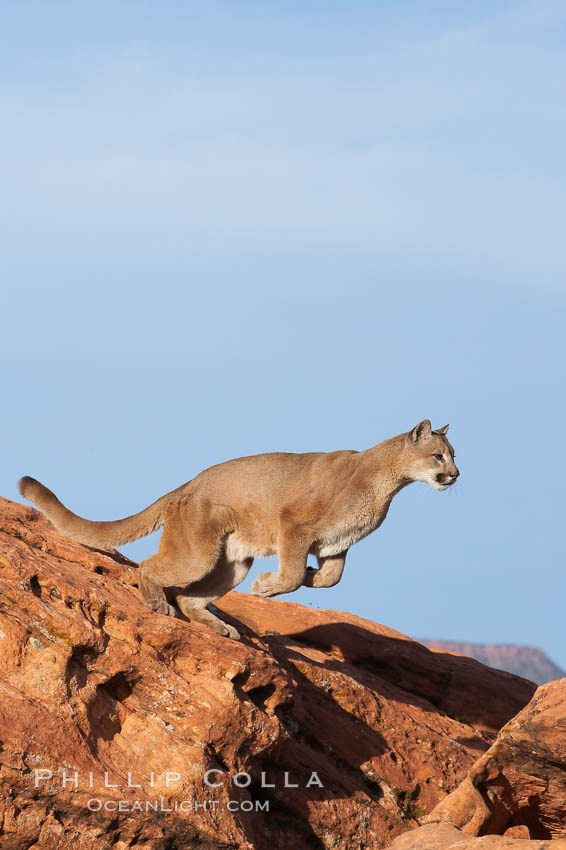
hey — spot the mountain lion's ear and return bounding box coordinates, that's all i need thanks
[434,424,450,435]
[409,420,432,443]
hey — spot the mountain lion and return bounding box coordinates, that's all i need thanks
[19,419,458,639]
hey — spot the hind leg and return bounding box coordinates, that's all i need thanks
[176,555,253,639]
[139,555,178,616]
[139,499,230,619]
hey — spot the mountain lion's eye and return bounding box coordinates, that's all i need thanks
[434,453,444,461]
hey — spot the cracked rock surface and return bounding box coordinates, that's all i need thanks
[423,677,566,841]
[387,822,566,848]
[0,497,535,849]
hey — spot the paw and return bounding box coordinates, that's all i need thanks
[303,566,318,587]
[148,599,178,617]
[250,571,281,598]
[220,622,241,640]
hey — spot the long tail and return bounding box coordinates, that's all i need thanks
[18,476,184,548]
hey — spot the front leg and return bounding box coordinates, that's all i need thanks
[303,551,347,588]
[250,531,308,598]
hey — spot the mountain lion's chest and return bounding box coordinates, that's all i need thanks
[313,499,391,558]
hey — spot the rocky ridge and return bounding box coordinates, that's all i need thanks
[0,496,549,849]
[422,676,566,840]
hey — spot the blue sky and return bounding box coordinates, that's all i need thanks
[2,1,565,666]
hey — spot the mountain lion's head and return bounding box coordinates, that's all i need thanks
[406,420,459,491]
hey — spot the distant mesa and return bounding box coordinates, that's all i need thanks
[419,639,564,685]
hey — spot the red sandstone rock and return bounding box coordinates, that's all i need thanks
[386,822,566,849]
[0,497,535,849]
[425,677,566,841]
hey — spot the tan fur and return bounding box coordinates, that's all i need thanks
[18,420,459,640]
